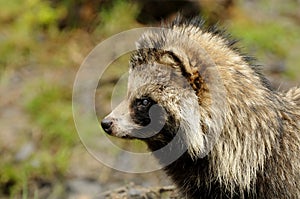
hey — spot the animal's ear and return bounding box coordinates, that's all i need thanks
[159,48,189,70]
[163,48,199,81]
[158,50,184,67]
[159,47,204,97]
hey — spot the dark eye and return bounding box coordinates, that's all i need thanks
[130,97,157,126]
[135,97,153,112]
[142,99,150,106]
[136,97,152,108]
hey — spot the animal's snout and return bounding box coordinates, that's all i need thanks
[101,118,113,134]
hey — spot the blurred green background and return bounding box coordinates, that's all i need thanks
[0,0,299,198]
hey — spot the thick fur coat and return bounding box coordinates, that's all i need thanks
[101,17,300,198]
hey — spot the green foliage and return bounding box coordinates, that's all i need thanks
[227,5,300,79]
[0,0,65,69]
[229,20,295,58]
[95,0,140,36]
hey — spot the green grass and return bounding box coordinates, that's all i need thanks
[26,84,76,147]
[0,0,65,69]
[227,3,300,80]
[94,0,140,37]
[24,82,78,165]
[229,20,295,58]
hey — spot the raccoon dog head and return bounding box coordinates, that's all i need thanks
[101,23,226,158]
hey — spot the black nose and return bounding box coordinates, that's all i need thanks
[101,118,113,134]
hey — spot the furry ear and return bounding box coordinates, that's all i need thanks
[161,47,207,103]
[158,51,180,67]
[158,50,186,68]
[158,49,197,76]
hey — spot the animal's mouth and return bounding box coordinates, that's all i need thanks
[114,129,158,140]
[100,119,139,139]
[120,134,134,139]
[103,129,134,140]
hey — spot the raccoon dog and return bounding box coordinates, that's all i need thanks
[101,17,300,199]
